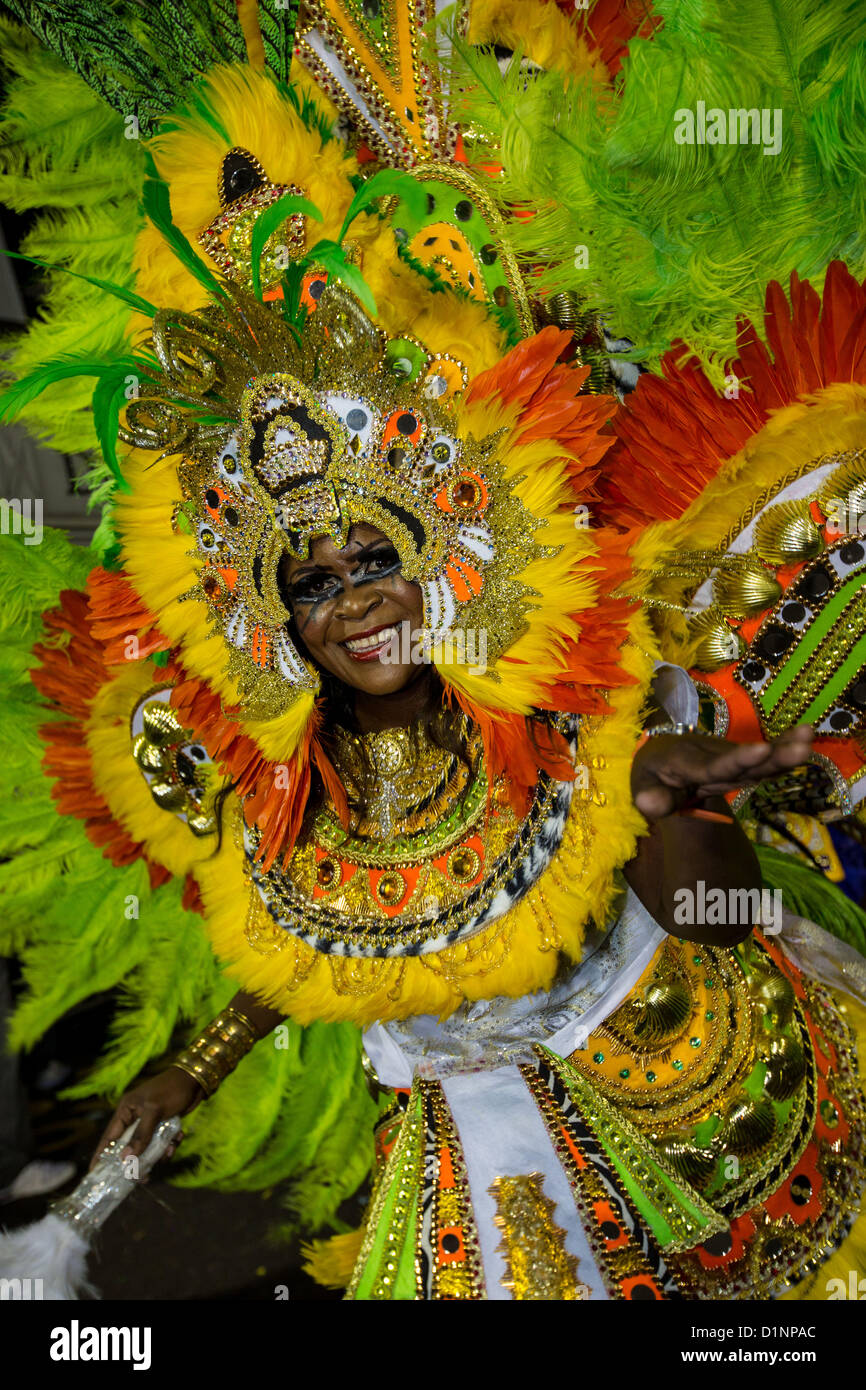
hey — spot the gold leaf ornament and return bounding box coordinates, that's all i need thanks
[760,1033,807,1102]
[718,1097,777,1156]
[654,1134,718,1187]
[817,449,866,533]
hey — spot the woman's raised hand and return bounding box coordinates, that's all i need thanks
[631,724,814,822]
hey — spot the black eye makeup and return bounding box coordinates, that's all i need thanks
[287,572,343,605]
[351,544,401,585]
[286,544,402,607]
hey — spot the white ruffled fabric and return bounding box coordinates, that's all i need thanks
[776,912,866,1005]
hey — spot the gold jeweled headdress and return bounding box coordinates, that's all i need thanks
[121,273,552,721]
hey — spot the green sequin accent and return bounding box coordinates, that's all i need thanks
[760,577,866,732]
[543,1049,727,1249]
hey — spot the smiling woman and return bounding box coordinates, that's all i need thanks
[277,520,473,828]
[279,523,428,708]
[2,0,866,1307]
[69,277,864,1305]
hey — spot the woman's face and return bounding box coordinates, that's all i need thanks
[280,522,425,696]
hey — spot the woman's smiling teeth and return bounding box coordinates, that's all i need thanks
[342,624,399,657]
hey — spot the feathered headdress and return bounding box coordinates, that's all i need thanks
[1,111,638,877]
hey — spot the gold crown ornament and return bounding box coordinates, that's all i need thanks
[121,274,555,724]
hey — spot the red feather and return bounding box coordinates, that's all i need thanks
[602,263,866,529]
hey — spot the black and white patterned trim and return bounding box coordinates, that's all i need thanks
[530,1054,682,1300]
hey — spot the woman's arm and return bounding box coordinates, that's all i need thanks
[623,726,813,946]
[223,990,286,1040]
[623,805,761,946]
[90,990,285,1167]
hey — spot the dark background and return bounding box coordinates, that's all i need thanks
[2,998,356,1300]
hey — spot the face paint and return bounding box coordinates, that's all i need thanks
[280,523,425,697]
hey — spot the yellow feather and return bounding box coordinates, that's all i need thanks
[135,65,356,310]
[467,0,606,79]
[302,1230,366,1289]
[435,397,615,712]
[131,65,506,374]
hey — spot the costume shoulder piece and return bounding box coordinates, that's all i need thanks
[607,262,866,828]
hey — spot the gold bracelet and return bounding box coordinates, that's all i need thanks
[173,1007,259,1098]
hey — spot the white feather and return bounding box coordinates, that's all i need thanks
[0,1117,180,1300]
[0,1213,94,1300]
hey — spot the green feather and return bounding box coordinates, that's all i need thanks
[141,157,228,302]
[446,0,866,378]
[0,249,155,317]
[249,192,324,301]
[3,1,181,130]
[0,356,138,421]
[278,259,309,338]
[306,239,378,315]
[756,844,866,955]
[91,373,133,492]
[257,0,300,85]
[337,168,428,245]
[0,19,143,460]
[0,354,143,496]
[206,0,249,64]
[284,78,336,148]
